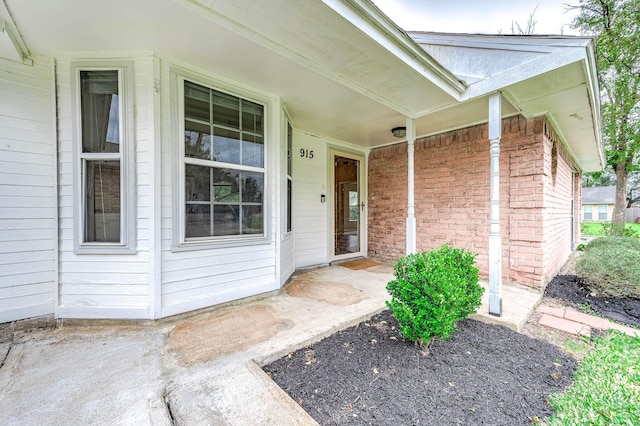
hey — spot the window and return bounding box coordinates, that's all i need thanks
[73,64,134,253]
[584,205,592,220]
[286,120,293,234]
[183,80,265,240]
[598,205,607,221]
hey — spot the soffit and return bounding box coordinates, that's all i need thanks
[6,0,462,147]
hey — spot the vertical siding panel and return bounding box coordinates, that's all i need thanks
[293,131,329,267]
[0,57,56,323]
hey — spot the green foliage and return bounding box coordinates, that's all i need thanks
[575,236,640,298]
[600,221,640,237]
[385,246,484,346]
[572,0,640,229]
[547,332,640,425]
[581,221,640,237]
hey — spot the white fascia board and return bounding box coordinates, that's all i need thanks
[0,2,31,65]
[582,41,606,170]
[462,47,588,101]
[321,0,465,101]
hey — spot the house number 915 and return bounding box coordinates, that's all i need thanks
[300,149,314,159]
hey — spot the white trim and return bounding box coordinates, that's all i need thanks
[0,304,54,324]
[0,2,32,65]
[405,117,416,255]
[488,92,502,317]
[328,146,367,262]
[56,306,150,320]
[149,56,162,319]
[70,61,136,254]
[51,58,61,315]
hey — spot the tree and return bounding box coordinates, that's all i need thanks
[570,0,640,234]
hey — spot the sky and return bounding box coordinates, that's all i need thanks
[372,0,582,35]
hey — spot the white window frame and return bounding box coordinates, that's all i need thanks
[71,61,136,254]
[598,205,607,221]
[285,116,293,236]
[173,73,271,250]
[583,205,593,221]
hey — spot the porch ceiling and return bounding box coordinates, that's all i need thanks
[4,0,463,147]
[4,0,603,170]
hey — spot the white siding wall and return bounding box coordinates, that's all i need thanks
[0,57,56,323]
[56,57,153,319]
[159,61,280,317]
[293,131,330,268]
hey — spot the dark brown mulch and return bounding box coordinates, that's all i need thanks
[265,310,576,425]
[544,275,640,328]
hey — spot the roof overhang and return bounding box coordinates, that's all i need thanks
[3,0,604,171]
[411,32,605,172]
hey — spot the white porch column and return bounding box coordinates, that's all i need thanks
[406,117,416,255]
[488,92,502,316]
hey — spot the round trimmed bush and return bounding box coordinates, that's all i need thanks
[386,245,484,346]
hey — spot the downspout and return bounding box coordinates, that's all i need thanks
[406,117,416,254]
[488,93,502,317]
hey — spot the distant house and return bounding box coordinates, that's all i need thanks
[0,0,604,323]
[582,186,615,222]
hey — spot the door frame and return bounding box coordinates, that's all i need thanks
[328,147,366,262]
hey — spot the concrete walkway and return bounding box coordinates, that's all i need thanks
[0,262,540,426]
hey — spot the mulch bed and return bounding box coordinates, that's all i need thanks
[265,310,576,425]
[545,275,640,328]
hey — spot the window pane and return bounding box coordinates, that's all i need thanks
[287,179,292,233]
[186,204,211,238]
[287,122,293,175]
[598,205,607,220]
[242,171,263,203]
[242,133,264,167]
[241,99,263,134]
[213,168,239,202]
[185,164,211,202]
[213,91,240,128]
[80,70,120,153]
[214,204,240,236]
[85,160,120,242]
[185,121,211,160]
[212,127,241,164]
[184,81,210,122]
[242,205,263,234]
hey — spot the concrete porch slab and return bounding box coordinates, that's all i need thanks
[471,280,542,332]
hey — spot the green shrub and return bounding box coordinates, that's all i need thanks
[575,237,640,299]
[385,245,484,346]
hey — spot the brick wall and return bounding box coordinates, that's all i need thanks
[368,116,579,289]
[368,143,407,261]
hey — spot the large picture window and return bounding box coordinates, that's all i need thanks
[73,64,134,253]
[183,80,265,239]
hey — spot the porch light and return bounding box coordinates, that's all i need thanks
[391,126,406,138]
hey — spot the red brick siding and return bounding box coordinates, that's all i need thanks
[368,116,577,289]
[368,143,407,261]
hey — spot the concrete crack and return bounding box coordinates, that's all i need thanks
[0,345,11,371]
[164,390,178,426]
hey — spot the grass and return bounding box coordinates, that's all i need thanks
[575,237,640,298]
[546,332,640,425]
[581,221,640,237]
